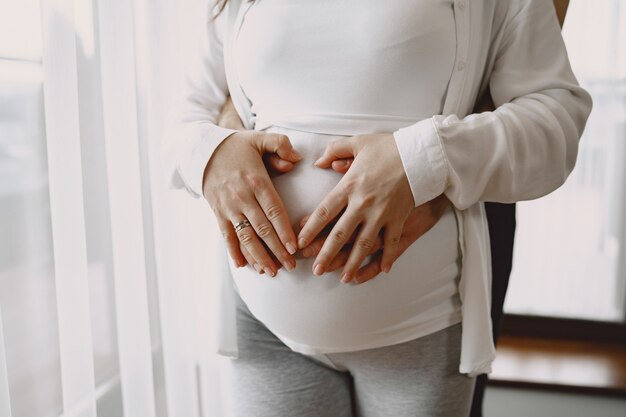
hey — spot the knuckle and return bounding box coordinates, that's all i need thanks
[356,237,376,251]
[331,229,347,243]
[222,229,236,243]
[256,222,273,238]
[340,178,356,194]
[314,205,330,222]
[265,204,282,221]
[238,231,254,245]
[232,189,247,204]
[359,193,377,209]
[276,134,289,147]
[245,173,266,192]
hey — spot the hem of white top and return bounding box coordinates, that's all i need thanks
[271,310,463,356]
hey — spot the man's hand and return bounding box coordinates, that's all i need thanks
[297,158,451,284]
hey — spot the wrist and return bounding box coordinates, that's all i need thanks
[201,130,240,198]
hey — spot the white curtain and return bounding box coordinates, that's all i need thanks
[0,0,230,416]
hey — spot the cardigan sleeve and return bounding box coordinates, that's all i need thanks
[160,6,238,199]
[392,0,593,210]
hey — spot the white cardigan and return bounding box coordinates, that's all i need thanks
[161,0,592,376]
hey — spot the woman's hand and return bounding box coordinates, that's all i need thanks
[216,97,302,274]
[202,129,303,277]
[298,192,451,284]
[296,133,416,284]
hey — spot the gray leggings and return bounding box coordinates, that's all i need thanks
[228,292,476,417]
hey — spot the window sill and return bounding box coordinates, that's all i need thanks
[488,336,626,398]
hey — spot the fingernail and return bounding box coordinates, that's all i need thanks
[313,263,324,276]
[291,149,303,160]
[253,263,262,274]
[284,260,295,272]
[382,264,390,273]
[341,272,351,283]
[286,242,297,255]
[298,237,308,249]
[264,266,276,277]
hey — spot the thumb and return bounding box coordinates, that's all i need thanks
[265,154,295,173]
[330,158,353,173]
[261,133,303,163]
[314,136,356,168]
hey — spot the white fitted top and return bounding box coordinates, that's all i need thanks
[235,0,457,135]
[228,0,461,354]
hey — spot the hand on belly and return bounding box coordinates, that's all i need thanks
[295,131,416,284]
[227,127,461,348]
[256,127,454,286]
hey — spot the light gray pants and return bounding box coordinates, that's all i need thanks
[228,292,476,417]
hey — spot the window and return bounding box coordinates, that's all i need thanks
[505,0,626,323]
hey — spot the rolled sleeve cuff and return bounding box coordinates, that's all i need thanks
[176,123,238,199]
[392,117,449,208]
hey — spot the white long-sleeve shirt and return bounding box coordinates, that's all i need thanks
[161,0,592,376]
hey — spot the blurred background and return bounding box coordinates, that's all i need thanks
[0,0,624,416]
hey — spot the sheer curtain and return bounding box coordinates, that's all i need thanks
[0,0,230,416]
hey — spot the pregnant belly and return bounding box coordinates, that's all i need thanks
[228,126,461,352]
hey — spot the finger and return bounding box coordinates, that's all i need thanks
[261,238,284,270]
[232,211,278,277]
[356,233,415,284]
[326,245,352,271]
[298,214,310,229]
[259,133,303,163]
[250,175,298,271]
[354,250,384,284]
[239,242,266,274]
[327,233,382,271]
[217,216,246,268]
[311,206,362,276]
[314,136,356,168]
[300,220,344,258]
[245,241,284,274]
[265,154,295,173]
[339,218,382,284]
[297,182,349,250]
[380,221,404,274]
[330,158,353,174]
[301,235,325,258]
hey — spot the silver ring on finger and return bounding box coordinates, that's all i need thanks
[234,218,252,233]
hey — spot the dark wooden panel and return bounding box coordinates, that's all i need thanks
[489,336,626,398]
